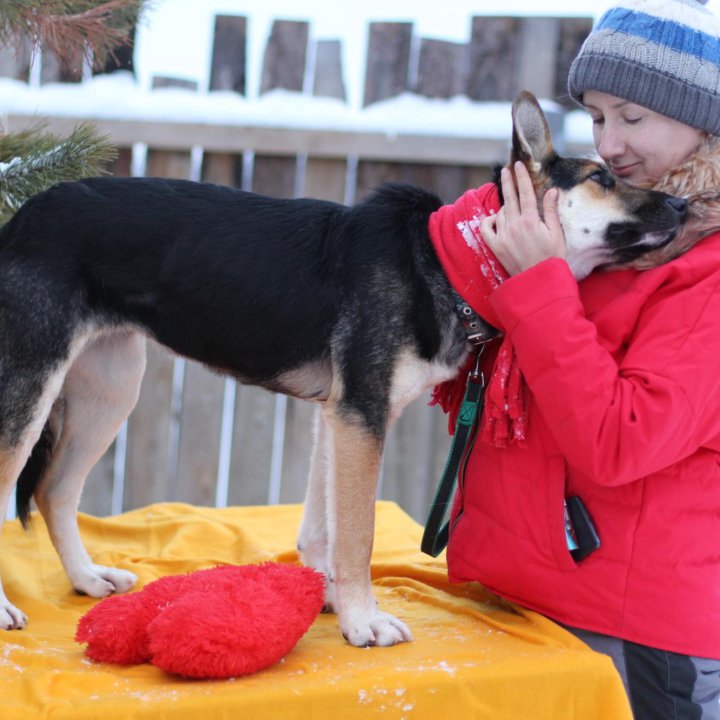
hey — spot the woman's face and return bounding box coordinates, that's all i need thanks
[583,90,705,187]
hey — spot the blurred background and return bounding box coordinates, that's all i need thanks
[3,0,713,523]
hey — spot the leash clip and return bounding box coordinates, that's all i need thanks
[468,345,485,384]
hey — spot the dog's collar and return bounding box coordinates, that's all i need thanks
[452,292,499,346]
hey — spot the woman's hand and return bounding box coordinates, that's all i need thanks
[481,161,566,276]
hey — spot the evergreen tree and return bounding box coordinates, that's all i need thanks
[0,0,146,225]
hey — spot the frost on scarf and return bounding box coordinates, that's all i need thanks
[428,183,528,447]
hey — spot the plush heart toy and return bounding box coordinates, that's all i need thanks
[75,563,325,678]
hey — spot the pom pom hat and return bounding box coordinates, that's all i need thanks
[568,0,720,135]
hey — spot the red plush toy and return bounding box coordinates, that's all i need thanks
[75,563,325,678]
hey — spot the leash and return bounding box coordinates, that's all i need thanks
[421,296,497,557]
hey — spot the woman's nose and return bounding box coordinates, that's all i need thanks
[595,125,625,160]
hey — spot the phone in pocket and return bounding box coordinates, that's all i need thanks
[564,496,601,562]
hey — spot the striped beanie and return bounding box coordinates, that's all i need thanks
[568,0,720,135]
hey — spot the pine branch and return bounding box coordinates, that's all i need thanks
[0,0,146,70]
[0,123,116,226]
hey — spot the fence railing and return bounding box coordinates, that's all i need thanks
[1,14,593,522]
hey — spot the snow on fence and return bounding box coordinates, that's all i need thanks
[1,15,592,522]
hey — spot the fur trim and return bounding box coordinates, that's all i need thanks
[626,135,720,269]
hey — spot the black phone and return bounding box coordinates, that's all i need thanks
[566,496,601,562]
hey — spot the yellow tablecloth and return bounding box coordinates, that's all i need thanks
[0,501,631,719]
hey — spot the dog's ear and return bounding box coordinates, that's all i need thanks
[510,91,555,173]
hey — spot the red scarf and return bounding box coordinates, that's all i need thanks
[428,183,528,446]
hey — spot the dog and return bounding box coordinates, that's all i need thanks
[0,91,687,646]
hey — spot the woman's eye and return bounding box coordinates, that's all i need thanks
[590,116,604,125]
[624,116,642,125]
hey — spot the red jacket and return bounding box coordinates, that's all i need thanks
[430,183,720,658]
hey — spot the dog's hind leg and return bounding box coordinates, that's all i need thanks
[323,405,413,647]
[33,332,146,598]
[297,406,336,610]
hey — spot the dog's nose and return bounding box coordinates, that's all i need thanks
[665,196,688,219]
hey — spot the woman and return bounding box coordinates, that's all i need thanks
[441,1,720,717]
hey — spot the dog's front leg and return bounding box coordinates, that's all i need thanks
[297,407,337,611]
[323,409,412,647]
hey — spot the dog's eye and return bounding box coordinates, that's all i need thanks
[588,170,614,189]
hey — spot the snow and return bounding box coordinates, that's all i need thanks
[3,0,720,149]
[0,73,558,140]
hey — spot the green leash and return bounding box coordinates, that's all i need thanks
[421,350,486,557]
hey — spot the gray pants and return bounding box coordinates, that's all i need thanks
[564,625,720,720]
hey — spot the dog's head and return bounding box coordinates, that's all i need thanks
[506,91,688,280]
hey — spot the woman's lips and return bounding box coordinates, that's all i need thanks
[610,163,638,178]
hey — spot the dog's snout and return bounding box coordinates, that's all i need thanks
[665,196,688,219]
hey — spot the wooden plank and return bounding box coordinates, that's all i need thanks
[174,361,225,506]
[313,40,345,101]
[278,398,314,505]
[262,156,350,503]
[466,17,521,101]
[251,155,297,197]
[303,158,346,203]
[555,18,593,106]
[516,18,561,101]
[249,152,311,503]
[123,342,175,509]
[144,147,227,507]
[382,393,447,522]
[197,148,276,507]
[415,38,467,99]
[40,48,82,84]
[151,76,198,91]
[123,150,192,509]
[145,149,192,179]
[108,147,133,178]
[0,37,31,81]
[355,161,493,204]
[260,20,309,94]
[81,448,115,516]
[7,114,552,166]
[363,22,413,106]
[209,15,247,94]
[201,152,243,186]
[228,384,276,506]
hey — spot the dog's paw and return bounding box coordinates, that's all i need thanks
[0,597,28,630]
[74,565,138,598]
[340,608,413,647]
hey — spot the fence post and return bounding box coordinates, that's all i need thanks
[0,36,31,81]
[415,38,467,99]
[260,20,309,94]
[363,22,413,106]
[313,39,346,101]
[209,15,247,93]
[555,18,594,106]
[466,17,521,101]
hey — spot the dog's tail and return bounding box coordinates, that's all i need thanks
[16,421,55,529]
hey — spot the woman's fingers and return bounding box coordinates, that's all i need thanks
[513,161,540,219]
[500,167,519,216]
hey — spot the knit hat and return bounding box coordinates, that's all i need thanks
[568,0,720,135]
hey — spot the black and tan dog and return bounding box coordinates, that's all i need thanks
[0,92,687,645]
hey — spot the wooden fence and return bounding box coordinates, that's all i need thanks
[1,14,593,522]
